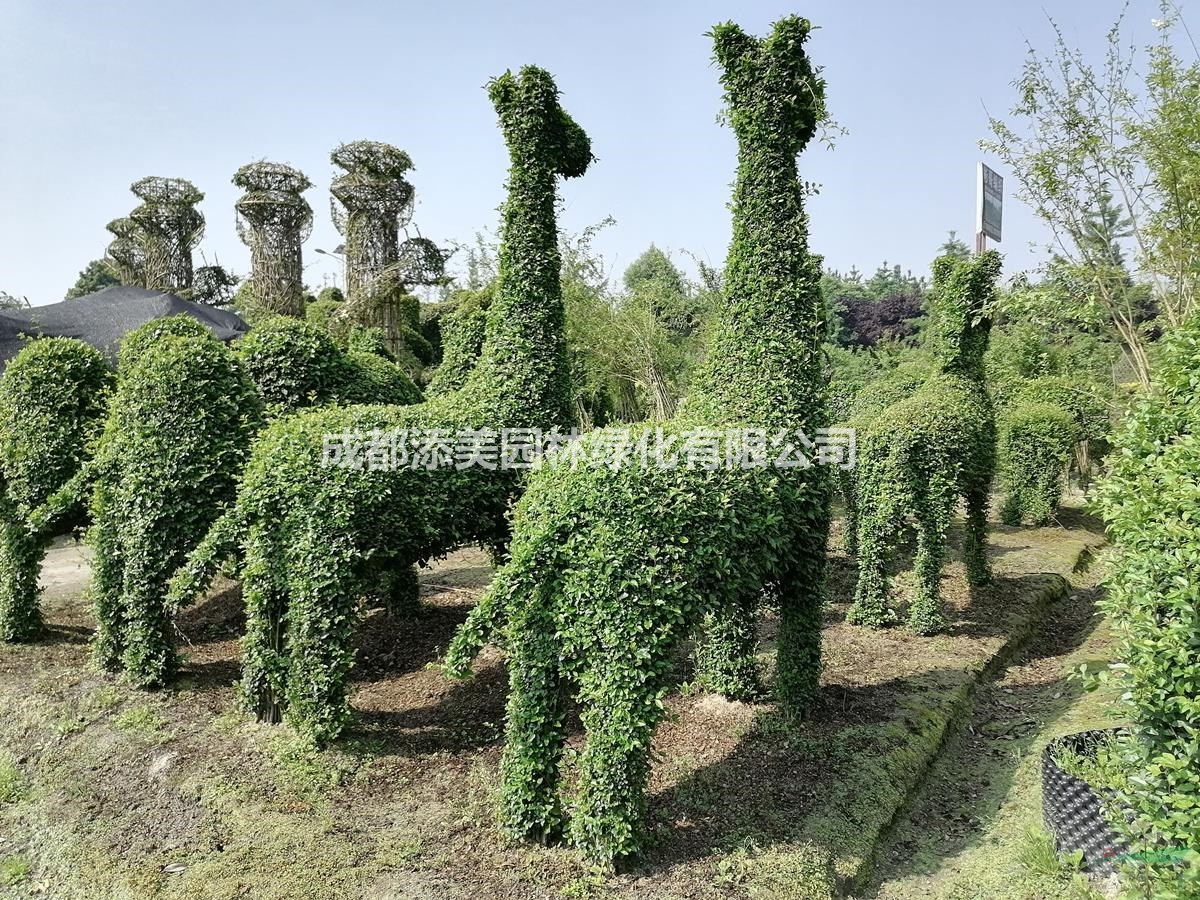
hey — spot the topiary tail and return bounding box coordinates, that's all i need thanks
[165,504,247,613]
[442,575,509,679]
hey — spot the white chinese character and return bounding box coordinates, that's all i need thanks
[816,427,856,470]
[501,428,542,469]
[455,429,499,470]
[681,427,722,470]
[321,431,359,469]
[772,429,812,469]
[413,429,454,470]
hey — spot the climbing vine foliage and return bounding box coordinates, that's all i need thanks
[444,16,830,865]
[998,400,1077,526]
[89,319,262,685]
[847,251,1000,635]
[168,65,591,743]
[0,338,112,641]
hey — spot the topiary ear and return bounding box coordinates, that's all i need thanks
[487,71,519,117]
[710,21,760,75]
[554,110,593,179]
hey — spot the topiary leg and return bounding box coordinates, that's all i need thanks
[839,469,859,557]
[694,596,762,701]
[119,551,177,688]
[907,513,948,635]
[283,539,361,745]
[569,664,666,865]
[962,486,992,587]
[847,502,898,628]
[87,508,125,672]
[498,610,567,843]
[775,541,827,711]
[0,506,44,643]
[241,527,289,726]
[385,564,421,617]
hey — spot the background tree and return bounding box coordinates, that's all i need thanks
[64,259,120,300]
[982,9,1200,385]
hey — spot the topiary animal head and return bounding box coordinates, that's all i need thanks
[710,16,826,154]
[927,250,1002,377]
[488,66,593,180]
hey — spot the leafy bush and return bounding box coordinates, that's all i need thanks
[1093,319,1200,896]
[998,400,1078,525]
[304,298,349,343]
[0,338,112,640]
[444,16,831,864]
[169,64,591,743]
[425,291,490,397]
[88,325,263,685]
[235,316,421,414]
[847,251,1001,635]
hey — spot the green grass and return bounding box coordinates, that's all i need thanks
[112,705,166,739]
[1,856,32,887]
[0,752,28,804]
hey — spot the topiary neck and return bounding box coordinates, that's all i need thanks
[690,134,825,430]
[464,158,570,428]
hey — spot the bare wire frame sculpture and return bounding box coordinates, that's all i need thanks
[329,141,450,354]
[128,177,206,292]
[104,217,146,286]
[234,162,313,317]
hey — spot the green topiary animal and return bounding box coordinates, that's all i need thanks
[443,17,831,864]
[837,366,928,556]
[0,338,112,641]
[997,400,1078,526]
[168,65,592,742]
[846,251,1001,635]
[87,324,263,685]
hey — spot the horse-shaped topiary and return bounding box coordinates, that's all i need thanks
[169,66,592,743]
[444,17,832,865]
[0,337,112,642]
[845,251,1001,635]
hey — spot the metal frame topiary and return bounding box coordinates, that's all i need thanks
[128,176,206,293]
[443,16,832,864]
[234,161,314,318]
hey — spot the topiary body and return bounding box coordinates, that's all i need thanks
[997,400,1078,525]
[169,66,591,742]
[235,316,421,415]
[846,251,1000,635]
[88,325,263,685]
[0,338,112,641]
[443,17,830,865]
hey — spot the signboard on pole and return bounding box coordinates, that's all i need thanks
[977,162,1003,243]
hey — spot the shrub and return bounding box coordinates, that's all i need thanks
[117,313,214,370]
[847,252,1001,635]
[235,316,421,414]
[0,338,112,641]
[235,316,354,413]
[304,298,348,343]
[998,400,1078,525]
[89,325,263,684]
[444,16,831,864]
[426,291,490,396]
[1093,319,1200,896]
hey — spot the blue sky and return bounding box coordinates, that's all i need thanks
[0,0,1168,304]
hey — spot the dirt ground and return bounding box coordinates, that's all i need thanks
[0,509,1106,899]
